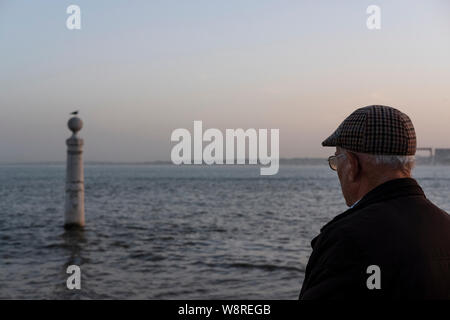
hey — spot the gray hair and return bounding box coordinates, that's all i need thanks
[366,154,415,172]
[340,147,415,173]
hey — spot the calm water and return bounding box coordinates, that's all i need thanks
[1,165,449,299]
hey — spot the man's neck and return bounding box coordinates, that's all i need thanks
[355,171,411,205]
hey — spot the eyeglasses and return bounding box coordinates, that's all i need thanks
[328,153,345,171]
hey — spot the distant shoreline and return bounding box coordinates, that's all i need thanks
[0,157,445,166]
[0,158,326,166]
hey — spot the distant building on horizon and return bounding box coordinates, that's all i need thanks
[434,148,450,165]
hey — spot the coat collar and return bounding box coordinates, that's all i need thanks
[319,177,425,233]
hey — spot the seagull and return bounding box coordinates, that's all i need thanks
[70,111,79,115]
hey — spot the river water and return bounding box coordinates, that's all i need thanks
[1,164,449,299]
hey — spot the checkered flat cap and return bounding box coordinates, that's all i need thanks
[322,105,416,155]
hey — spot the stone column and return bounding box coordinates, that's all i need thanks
[65,116,85,228]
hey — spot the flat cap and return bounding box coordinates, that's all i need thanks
[322,105,416,155]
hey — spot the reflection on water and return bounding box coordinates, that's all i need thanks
[48,228,87,300]
[62,227,86,271]
[1,165,449,299]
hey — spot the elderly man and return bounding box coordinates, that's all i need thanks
[299,105,450,299]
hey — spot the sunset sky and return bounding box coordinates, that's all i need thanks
[1,0,449,162]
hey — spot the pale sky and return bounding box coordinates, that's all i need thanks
[1,0,449,162]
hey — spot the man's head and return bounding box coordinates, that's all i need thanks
[323,105,416,206]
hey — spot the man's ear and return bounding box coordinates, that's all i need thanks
[346,151,361,182]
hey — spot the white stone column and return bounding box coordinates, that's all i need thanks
[65,117,85,228]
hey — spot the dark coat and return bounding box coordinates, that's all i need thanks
[299,178,450,299]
